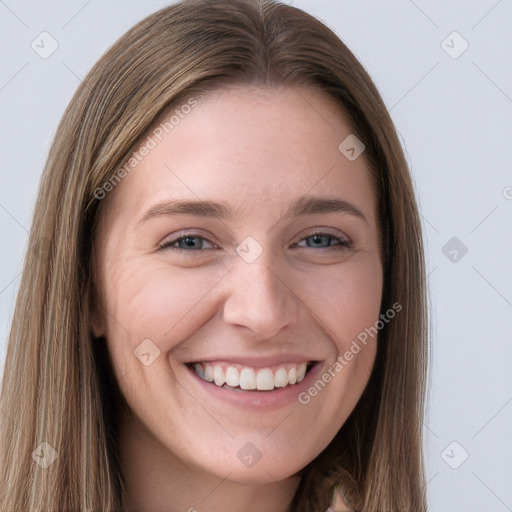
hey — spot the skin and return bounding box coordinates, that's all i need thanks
[90,84,383,512]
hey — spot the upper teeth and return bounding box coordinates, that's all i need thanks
[192,362,309,391]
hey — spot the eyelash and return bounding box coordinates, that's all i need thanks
[157,231,352,252]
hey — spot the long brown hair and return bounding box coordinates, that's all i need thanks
[0,1,428,510]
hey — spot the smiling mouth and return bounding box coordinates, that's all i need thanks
[186,361,318,392]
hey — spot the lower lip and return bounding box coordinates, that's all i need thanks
[184,362,324,410]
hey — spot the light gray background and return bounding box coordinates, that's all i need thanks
[1,1,511,510]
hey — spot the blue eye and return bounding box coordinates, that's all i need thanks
[158,235,217,251]
[293,233,350,250]
[158,232,351,252]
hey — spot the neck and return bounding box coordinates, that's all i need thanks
[117,408,301,512]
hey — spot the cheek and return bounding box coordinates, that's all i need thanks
[100,263,226,428]
[102,262,227,356]
[292,254,382,410]
[297,254,383,351]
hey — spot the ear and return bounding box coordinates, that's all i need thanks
[89,300,105,338]
[89,239,106,338]
[88,274,106,338]
[89,292,106,338]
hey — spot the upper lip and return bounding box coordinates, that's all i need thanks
[183,355,321,368]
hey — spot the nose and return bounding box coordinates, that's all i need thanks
[221,247,300,340]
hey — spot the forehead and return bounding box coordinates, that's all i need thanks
[99,84,376,229]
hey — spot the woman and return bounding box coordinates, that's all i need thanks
[0,0,429,510]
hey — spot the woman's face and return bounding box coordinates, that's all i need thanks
[91,85,383,486]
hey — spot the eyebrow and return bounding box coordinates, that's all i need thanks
[138,195,368,226]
